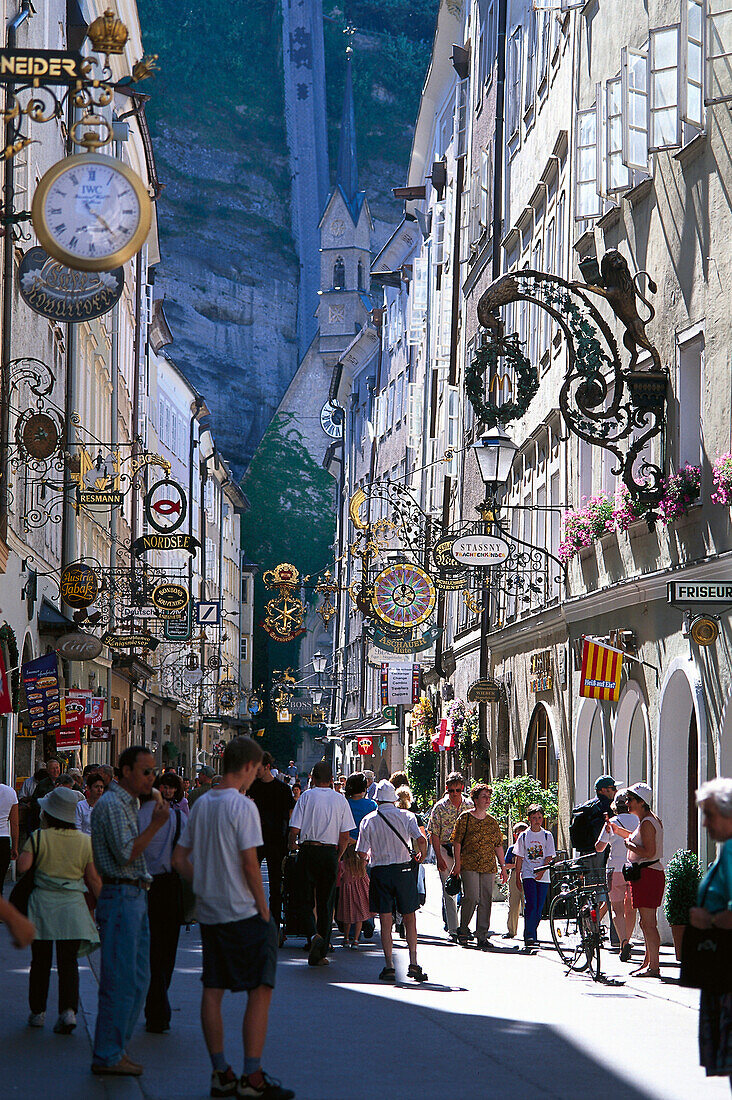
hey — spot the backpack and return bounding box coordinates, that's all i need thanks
[569,799,603,854]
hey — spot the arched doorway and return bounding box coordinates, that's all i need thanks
[657,659,708,859]
[574,698,598,805]
[525,703,558,789]
[613,683,651,788]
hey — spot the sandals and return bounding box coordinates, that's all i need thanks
[631,967,661,978]
[619,941,632,962]
[379,966,396,982]
[407,963,428,982]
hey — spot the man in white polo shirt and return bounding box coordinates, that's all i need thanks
[357,780,428,983]
[288,760,354,966]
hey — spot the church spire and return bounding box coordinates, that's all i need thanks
[336,39,360,220]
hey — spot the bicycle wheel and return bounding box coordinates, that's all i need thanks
[549,892,590,972]
[580,899,603,980]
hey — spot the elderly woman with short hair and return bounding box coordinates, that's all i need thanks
[689,778,732,1092]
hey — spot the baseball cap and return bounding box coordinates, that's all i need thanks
[594,774,616,792]
[374,779,398,803]
[197,765,215,778]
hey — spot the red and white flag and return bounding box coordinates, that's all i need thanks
[437,718,454,750]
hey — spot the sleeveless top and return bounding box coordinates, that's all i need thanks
[627,814,664,868]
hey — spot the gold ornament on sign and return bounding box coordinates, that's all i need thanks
[348,488,367,529]
[462,589,483,615]
[315,570,338,627]
[87,9,129,60]
[262,563,305,642]
[131,54,160,82]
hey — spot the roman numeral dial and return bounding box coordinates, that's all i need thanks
[31,152,153,272]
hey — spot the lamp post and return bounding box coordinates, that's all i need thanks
[471,427,517,771]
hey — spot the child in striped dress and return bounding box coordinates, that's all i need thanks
[336,844,372,947]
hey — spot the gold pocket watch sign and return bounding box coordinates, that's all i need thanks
[32,153,152,272]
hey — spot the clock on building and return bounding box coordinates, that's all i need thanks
[330,218,346,238]
[31,153,152,272]
[328,304,345,324]
[320,400,344,438]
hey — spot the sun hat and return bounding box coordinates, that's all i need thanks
[374,779,398,803]
[38,786,84,824]
[627,782,653,807]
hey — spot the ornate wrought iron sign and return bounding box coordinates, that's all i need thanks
[262,563,306,642]
[60,563,99,608]
[133,533,200,557]
[371,563,437,630]
[0,49,84,83]
[450,534,510,567]
[102,629,158,651]
[19,247,124,322]
[151,583,189,614]
[144,479,187,533]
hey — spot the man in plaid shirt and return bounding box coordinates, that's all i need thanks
[427,772,473,939]
[90,746,170,1078]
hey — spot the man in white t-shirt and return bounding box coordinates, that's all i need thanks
[0,781,19,895]
[288,760,355,967]
[174,737,294,1100]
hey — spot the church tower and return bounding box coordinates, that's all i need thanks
[317,47,373,363]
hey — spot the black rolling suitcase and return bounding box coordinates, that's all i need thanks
[281,851,309,938]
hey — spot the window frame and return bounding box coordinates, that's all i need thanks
[606,75,631,193]
[681,0,705,127]
[574,102,602,220]
[648,24,683,152]
[621,45,650,171]
[705,0,732,105]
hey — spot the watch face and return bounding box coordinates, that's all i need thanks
[331,219,345,237]
[32,154,152,272]
[320,400,344,438]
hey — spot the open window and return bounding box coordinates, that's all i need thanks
[607,76,631,192]
[706,0,732,104]
[682,0,704,126]
[575,102,601,219]
[507,26,523,139]
[621,46,650,170]
[649,25,682,151]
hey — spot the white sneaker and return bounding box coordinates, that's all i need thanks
[28,1012,45,1028]
[53,1010,76,1034]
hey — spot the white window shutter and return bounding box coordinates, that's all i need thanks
[681,0,705,126]
[649,25,682,151]
[407,383,423,449]
[706,0,732,104]
[606,76,630,192]
[621,46,650,171]
[575,103,601,218]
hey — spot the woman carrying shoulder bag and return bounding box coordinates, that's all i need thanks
[688,779,732,1091]
[611,781,664,978]
[16,787,100,1034]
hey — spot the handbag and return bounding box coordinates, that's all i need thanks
[679,862,732,993]
[622,858,658,882]
[9,830,39,916]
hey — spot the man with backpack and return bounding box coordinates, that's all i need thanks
[570,775,618,854]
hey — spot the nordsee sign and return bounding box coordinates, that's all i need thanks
[668,581,732,605]
[450,535,510,567]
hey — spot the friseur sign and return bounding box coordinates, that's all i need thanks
[668,581,732,605]
[0,50,84,84]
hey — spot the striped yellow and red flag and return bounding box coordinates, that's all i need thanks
[579,637,624,701]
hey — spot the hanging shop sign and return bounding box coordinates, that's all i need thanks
[450,534,510,567]
[216,680,239,711]
[380,664,420,707]
[467,678,501,703]
[78,487,123,506]
[579,637,623,702]
[432,536,469,590]
[19,247,124,322]
[667,581,732,606]
[372,562,437,630]
[529,650,553,693]
[88,719,112,742]
[60,563,99,608]
[56,631,103,662]
[248,695,261,715]
[151,583,189,614]
[144,479,187,533]
[61,695,86,731]
[369,647,416,666]
[0,49,84,84]
[132,533,200,557]
[164,604,193,643]
[276,708,292,724]
[364,621,441,654]
[19,412,62,460]
[357,736,374,756]
[101,629,159,651]
[287,698,314,716]
[55,728,82,752]
[381,706,398,725]
[21,653,61,732]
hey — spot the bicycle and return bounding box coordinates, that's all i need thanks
[548,851,614,982]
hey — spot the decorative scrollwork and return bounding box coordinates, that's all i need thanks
[465,331,539,429]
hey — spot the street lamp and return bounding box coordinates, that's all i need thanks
[311,687,323,706]
[472,428,518,505]
[312,651,327,674]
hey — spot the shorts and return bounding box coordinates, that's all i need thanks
[201,914,277,992]
[629,865,665,910]
[608,869,631,907]
[369,861,419,916]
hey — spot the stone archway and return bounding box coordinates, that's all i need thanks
[613,682,652,789]
[574,697,604,805]
[657,658,707,859]
[525,702,559,789]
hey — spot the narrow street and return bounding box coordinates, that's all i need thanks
[1,868,726,1100]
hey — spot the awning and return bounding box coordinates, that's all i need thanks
[335,717,398,739]
[38,599,75,634]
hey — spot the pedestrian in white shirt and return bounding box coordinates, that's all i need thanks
[288,760,355,967]
[75,772,105,835]
[356,780,428,983]
[0,780,19,894]
[173,736,294,1100]
[595,787,639,961]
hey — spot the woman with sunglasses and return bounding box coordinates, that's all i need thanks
[611,782,664,978]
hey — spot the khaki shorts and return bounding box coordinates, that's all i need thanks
[608,869,631,907]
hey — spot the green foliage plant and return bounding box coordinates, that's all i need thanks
[664,849,702,926]
[407,735,438,810]
[489,775,559,835]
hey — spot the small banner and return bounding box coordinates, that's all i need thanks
[357,736,374,756]
[22,652,61,732]
[437,718,454,750]
[380,664,416,707]
[579,637,624,701]
[0,646,13,715]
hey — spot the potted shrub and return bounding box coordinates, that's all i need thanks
[664,849,702,959]
[558,494,615,562]
[711,453,732,506]
[658,464,701,524]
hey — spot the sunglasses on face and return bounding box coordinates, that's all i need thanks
[140,768,155,776]
[448,787,463,793]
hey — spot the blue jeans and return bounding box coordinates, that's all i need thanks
[522,878,549,943]
[93,885,150,1066]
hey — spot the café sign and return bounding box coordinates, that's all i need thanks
[450,535,510,567]
[19,247,124,322]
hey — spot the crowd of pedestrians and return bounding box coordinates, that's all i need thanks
[0,749,730,1096]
